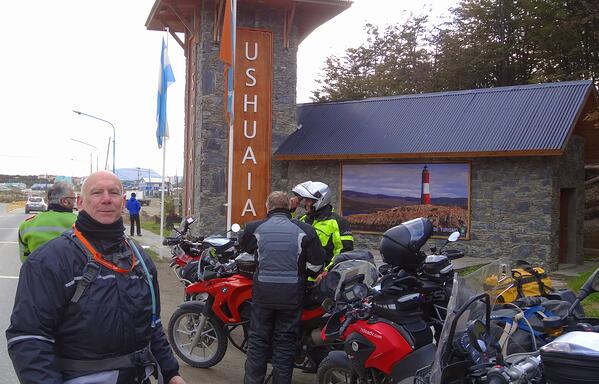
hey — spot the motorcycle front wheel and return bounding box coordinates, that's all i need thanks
[317,354,359,384]
[168,306,228,368]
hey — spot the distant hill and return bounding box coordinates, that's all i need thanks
[342,190,467,215]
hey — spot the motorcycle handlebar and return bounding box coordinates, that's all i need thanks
[163,237,180,246]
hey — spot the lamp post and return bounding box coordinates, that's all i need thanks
[73,110,116,174]
[70,138,98,175]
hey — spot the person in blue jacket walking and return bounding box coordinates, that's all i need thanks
[126,192,142,236]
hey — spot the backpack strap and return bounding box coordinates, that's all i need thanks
[64,230,102,304]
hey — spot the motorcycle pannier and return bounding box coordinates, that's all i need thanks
[540,331,599,384]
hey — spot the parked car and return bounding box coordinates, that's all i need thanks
[25,196,48,214]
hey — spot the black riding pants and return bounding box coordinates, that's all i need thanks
[129,214,141,236]
[244,304,301,384]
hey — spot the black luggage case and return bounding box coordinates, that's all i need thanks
[540,331,599,384]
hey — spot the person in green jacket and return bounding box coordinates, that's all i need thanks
[18,182,77,262]
[291,181,354,270]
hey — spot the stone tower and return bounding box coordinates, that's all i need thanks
[147,0,351,234]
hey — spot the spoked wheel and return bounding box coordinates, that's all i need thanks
[317,354,358,384]
[168,306,228,368]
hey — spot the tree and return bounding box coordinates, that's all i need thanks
[312,17,434,102]
[312,0,599,102]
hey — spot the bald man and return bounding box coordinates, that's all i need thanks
[7,171,186,384]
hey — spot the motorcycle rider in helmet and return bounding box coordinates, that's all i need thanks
[291,181,354,271]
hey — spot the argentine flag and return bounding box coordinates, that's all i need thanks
[156,38,175,149]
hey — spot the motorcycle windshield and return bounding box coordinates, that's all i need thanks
[402,218,426,242]
[429,257,513,384]
[326,259,379,302]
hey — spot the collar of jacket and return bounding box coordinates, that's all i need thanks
[267,208,292,218]
[308,204,333,220]
[49,203,73,213]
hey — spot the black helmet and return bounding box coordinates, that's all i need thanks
[379,218,433,270]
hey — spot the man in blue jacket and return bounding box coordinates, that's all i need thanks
[126,192,142,236]
[6,171,185,384]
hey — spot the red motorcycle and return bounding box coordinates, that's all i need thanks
[316,220,463,384]
[318,276,437,384]
[167,248,363,371]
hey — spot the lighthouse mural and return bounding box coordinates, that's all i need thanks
[421,165,430,205]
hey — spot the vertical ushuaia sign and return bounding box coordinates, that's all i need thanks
[231,29,272,225]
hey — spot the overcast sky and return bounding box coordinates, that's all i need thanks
[0,0,456,177]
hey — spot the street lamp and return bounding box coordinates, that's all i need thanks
[73,110,116,174]
[70,138,98,174]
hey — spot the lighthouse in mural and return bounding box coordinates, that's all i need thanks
[421,165,430,205]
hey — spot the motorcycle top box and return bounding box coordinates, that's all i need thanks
[540,331,599,384]
[379,218,433,270]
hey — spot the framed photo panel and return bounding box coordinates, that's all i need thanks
[341,162,470,238]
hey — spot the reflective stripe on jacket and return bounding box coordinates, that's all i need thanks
[18,210,77,262]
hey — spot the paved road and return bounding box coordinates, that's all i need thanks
[0,209,26,383]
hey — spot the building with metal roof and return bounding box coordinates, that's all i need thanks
[278,80,599,268]
[276,80,598,162]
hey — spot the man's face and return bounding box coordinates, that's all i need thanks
[303,198,316,213]
[78,172,124,224]
[60,191,76,209]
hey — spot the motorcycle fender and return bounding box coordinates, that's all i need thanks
[326,350,352,370]
[390,343,435,382]
[178,301,207,313]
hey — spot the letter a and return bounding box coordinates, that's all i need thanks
[242,146,257,164]
[241,199,257,216]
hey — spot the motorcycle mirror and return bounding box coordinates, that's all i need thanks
[231,223,241,233]
[448,231,460,242]
[467,319,488,353]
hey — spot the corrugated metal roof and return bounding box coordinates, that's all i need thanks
[275,80,595,159]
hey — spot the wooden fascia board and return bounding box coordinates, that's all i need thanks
[274,149,563,161]
[145,0,164,29]
[165,2,194,34]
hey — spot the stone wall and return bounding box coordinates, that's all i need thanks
[192,1,299,236]
[287,152,585,269]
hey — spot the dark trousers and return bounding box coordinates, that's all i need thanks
[244,304,301,384]
[129,214,141,236]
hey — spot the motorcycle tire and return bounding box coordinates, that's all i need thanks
[317,353,358,384]
[168,306,228,368]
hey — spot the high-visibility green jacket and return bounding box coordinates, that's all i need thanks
[299,204,354,271]
[18,210,77,262]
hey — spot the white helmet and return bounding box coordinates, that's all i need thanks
[292,181,331,211]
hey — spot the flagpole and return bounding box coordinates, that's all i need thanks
[159,27,169,256]
[160,139,166,253]
[225,0,236,233]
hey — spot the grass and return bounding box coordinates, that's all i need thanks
[143,247,164,263]
[566,268,599,317]
[456,264,488,276]
[140,220,169,236]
